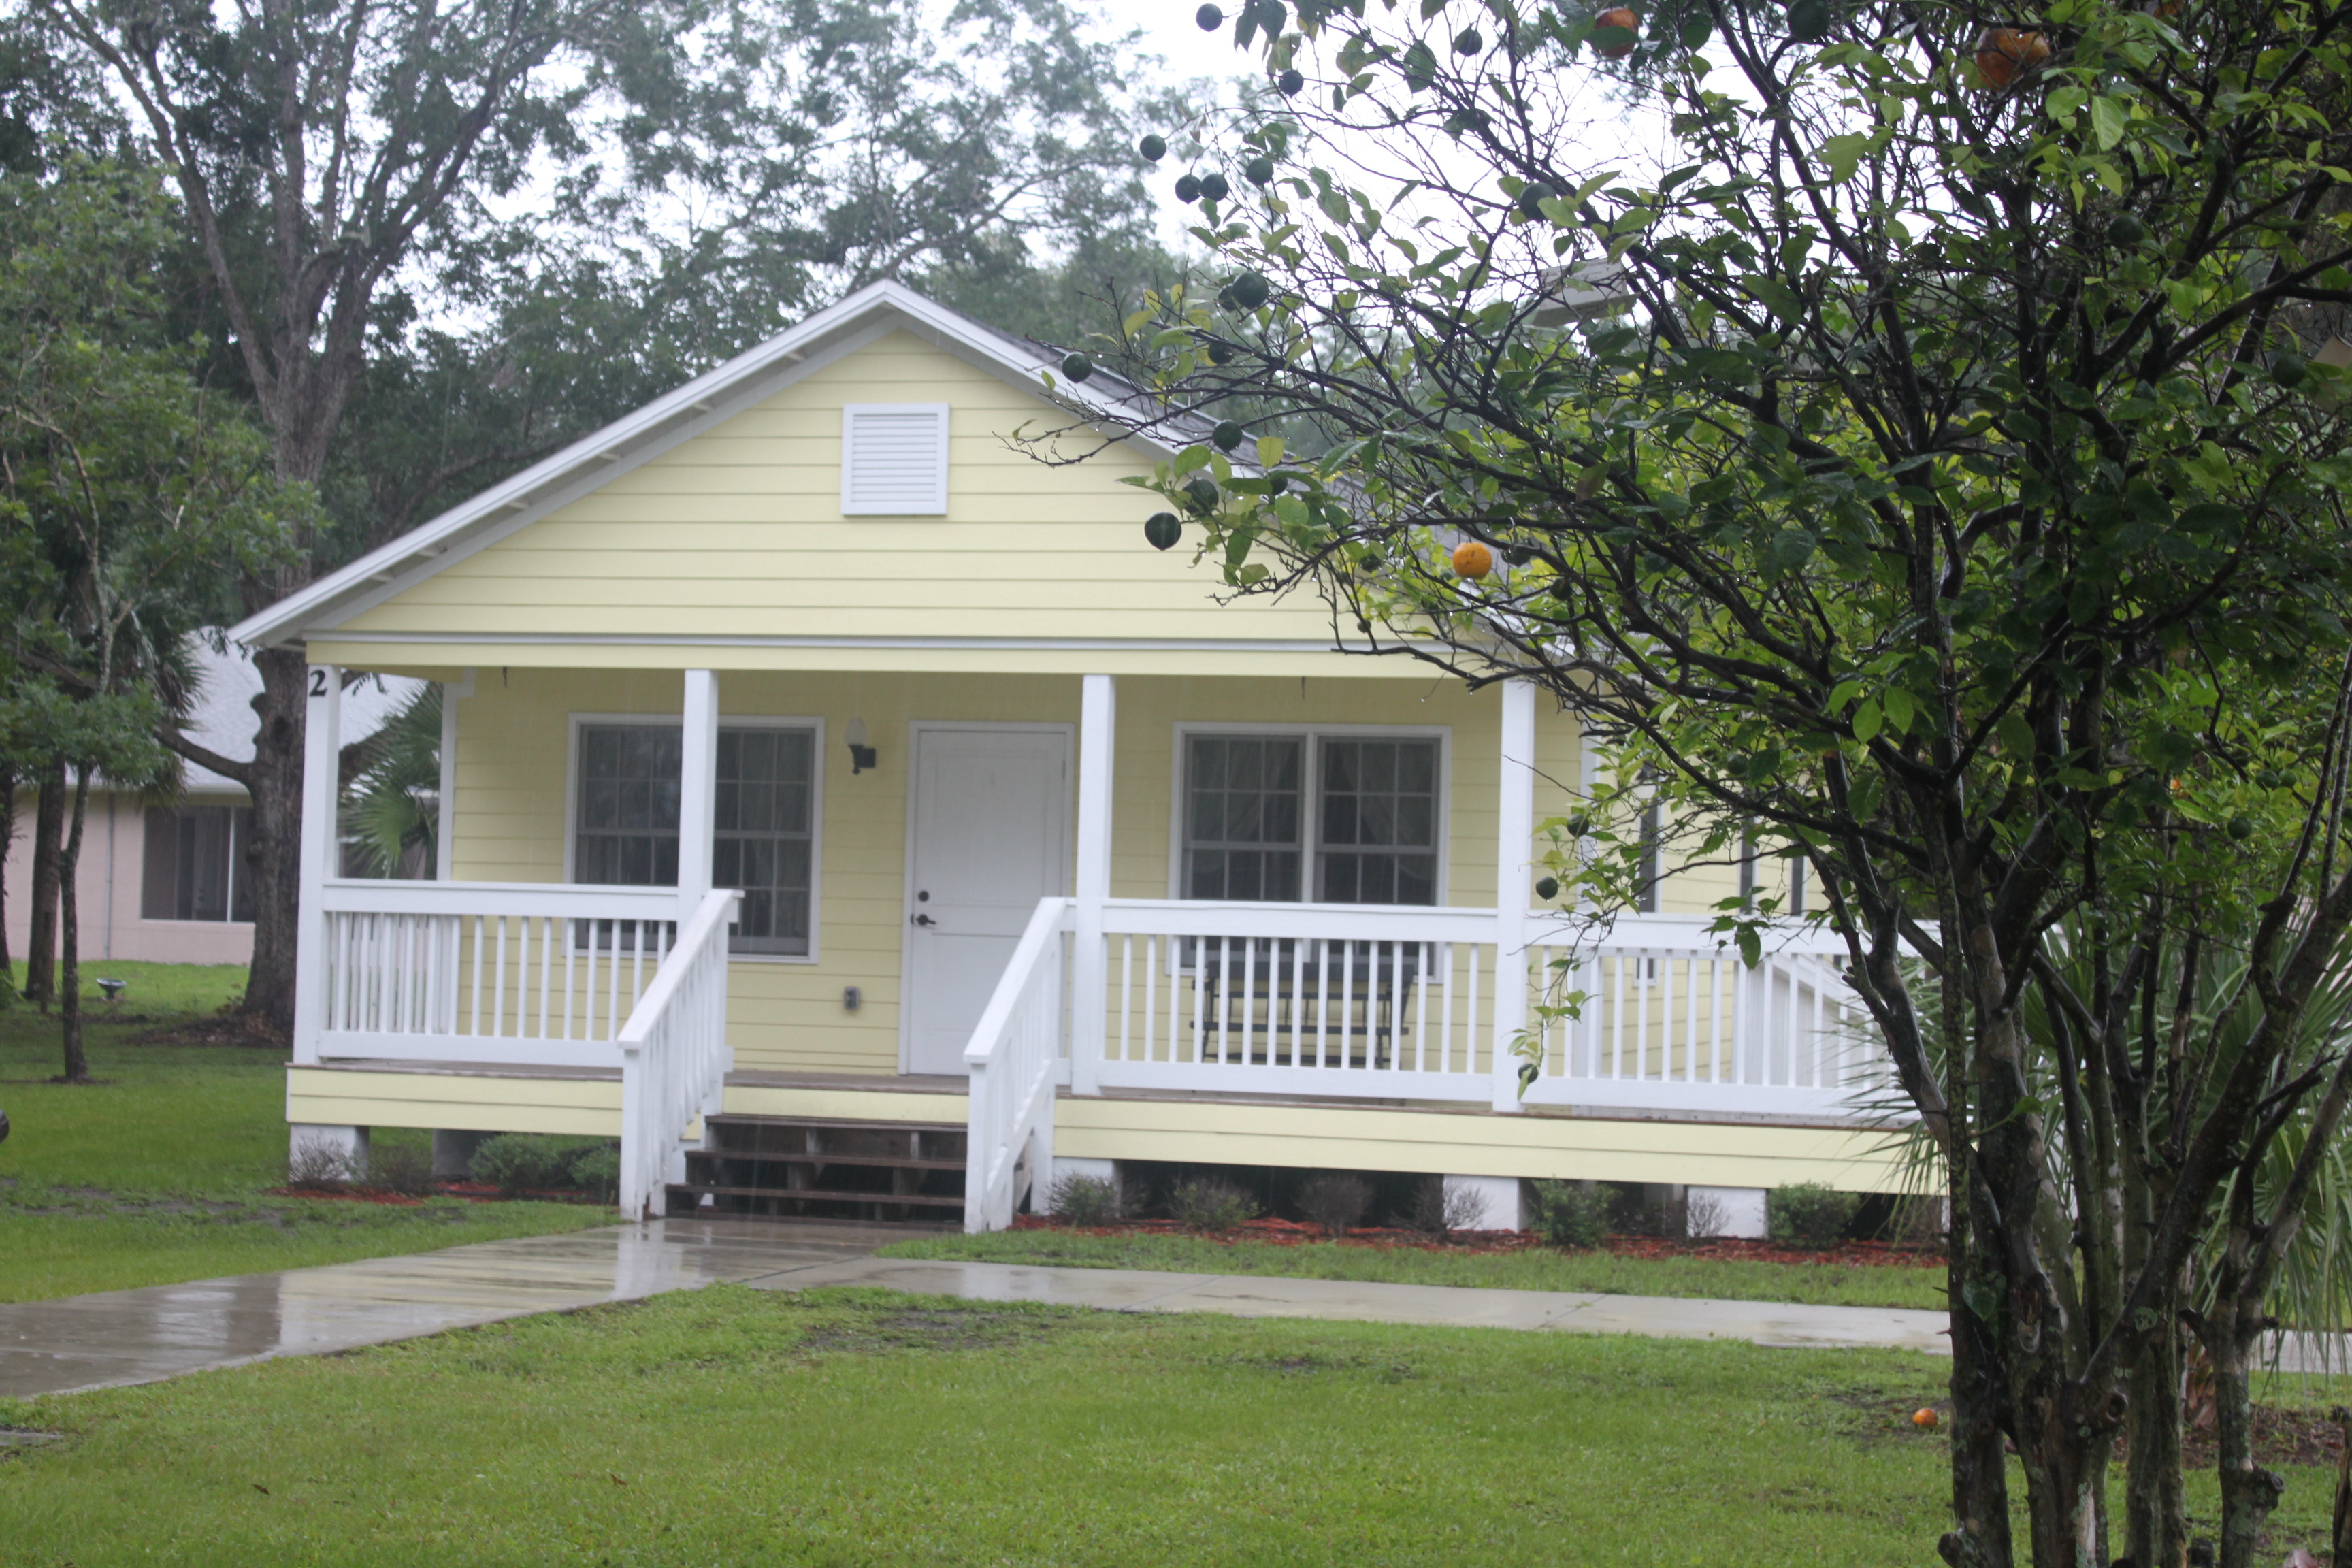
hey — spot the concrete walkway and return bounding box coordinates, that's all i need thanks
[1,1219,1950,1401]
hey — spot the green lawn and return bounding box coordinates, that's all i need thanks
[0,964,611,1303]
[0,1285,2336,1567]
[881,1226,1951,1310]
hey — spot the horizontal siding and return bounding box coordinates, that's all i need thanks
[338,333,1339,649]
[443,668,1693,1083]
[1055,1098,1907,1192]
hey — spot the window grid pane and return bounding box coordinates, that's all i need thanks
[1316,738,1439,906]
[1183,735,1303,901]
[575,723,813,956]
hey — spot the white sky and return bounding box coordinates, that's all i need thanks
[1115,3,1682,251]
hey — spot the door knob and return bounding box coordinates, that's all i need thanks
[911,913,937,927]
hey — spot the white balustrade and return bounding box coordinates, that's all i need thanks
[617,889,740,1220]
[1520,916,1888,1120]
[312,879,686,1068]
[1096,899,1503,1101]
[963,897,1073,1232]
[1090,900,1891,1118]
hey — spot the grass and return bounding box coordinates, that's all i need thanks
[1,1285,2338,1566]
[0,1285,1948,1565]
[0,964,612,1303]
[879,1226,1951,1311]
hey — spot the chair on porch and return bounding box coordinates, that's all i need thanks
[1190,938,1424,1070]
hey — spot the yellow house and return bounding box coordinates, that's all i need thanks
[230,282,1902,1235]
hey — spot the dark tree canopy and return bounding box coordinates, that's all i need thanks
[1059,1,2352,1563]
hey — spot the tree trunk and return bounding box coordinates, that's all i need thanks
[237,647,310,1032]
[24,759,63,1006]
[1943,1169,2019,1568]
[56,766,91,1083]
[0,763,16,987]
[2207,1302,2285,1568]
[2125,1299,2189,1566]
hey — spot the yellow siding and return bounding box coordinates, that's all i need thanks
[289,1068,1904,1192]
[446,666,1650,1075]
[287,1065,621,1138]
[326,332,1356,662]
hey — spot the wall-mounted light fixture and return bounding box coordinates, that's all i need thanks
[845,716,877,774]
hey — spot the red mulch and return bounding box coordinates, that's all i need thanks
[1009,1213,1946,1269]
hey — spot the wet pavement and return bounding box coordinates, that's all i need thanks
[745,1256,1957,1353]
[0,1220,886,1400]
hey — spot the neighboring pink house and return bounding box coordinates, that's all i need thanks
[4,644,421,970]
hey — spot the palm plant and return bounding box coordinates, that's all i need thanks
[339,685,439,878]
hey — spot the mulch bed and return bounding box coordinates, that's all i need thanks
[1008,1213,1947,1269]
[133,1013,291,1050]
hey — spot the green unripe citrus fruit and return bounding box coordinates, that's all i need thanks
[1145,513,1183,551]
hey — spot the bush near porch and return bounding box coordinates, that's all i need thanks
[2,1286,2342,1565]
[0,964,613,1304]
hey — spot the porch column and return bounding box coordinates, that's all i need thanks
[433,669,475,881]
[292,663,342,1068]
[1069,673,1115,1096]
[1490,678,1537,1112]
[676,669,719,918]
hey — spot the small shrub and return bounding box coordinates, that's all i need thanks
[1049,1173,1122,1226]
[368,1141,436,1197]
[1169,1175,1258,1232]
[1768,1181,1861,1247]
[1682,1189,1730,1239]
[470,1134,565,1197]
[1297,1173,1371,1239]
[564,1143,621,1203]
[1530,1180,1610,1250]
[287,1136,353,1188]
[1408,1177,1490,1239]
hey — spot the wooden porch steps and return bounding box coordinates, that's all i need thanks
[666,1115,966,1224]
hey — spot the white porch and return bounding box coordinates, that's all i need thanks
[290,666,1892,1225]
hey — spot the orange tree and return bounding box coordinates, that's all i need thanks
[1061,1,2352,1563]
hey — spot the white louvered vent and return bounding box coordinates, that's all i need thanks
[840,403,950,515]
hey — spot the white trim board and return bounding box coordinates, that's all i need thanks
[562,709,827,965]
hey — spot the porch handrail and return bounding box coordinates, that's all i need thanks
[615,887,740,1220]
[310,878,687,1068]
[319,878,681,921]
[963,896,1073,1232]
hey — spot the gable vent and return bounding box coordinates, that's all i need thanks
[841,403,950,515]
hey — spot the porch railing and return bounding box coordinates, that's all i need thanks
[616,889,740,1220]
[963,897,1071,1232]
[311,879,685,1068]
[1094,900,1884,1115]
[1520,916,1885,1120]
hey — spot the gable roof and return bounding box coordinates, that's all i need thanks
[229,281,1190,651]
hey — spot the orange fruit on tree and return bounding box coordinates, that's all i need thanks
[1975,27,2051,88]
[1913,1407,1940,1429]
[1595,5,1639,57]
[1452,539,1494,578]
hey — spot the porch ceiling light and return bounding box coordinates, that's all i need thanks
[845,717,877,775]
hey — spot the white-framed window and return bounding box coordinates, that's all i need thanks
[1173,724,1448,905]
[568,714,824,960]
[840,403,950,515]
[142,804,253,922]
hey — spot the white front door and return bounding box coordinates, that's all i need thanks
[902,725,1071,1075]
